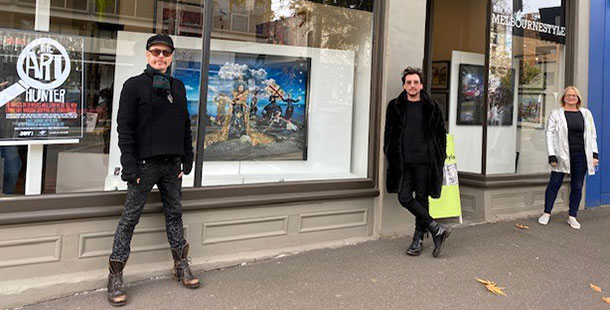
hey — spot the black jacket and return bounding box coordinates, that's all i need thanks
[117,72,194,175]
[383,90,447,197]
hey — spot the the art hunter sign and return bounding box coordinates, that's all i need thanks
[0,30,84,141]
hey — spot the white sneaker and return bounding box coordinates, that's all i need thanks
[567,216,581,230]
[538,213,550,225]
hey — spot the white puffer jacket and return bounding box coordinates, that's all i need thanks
[545,107,598,175]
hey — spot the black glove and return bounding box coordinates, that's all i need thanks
[182,162,193,175]
[121,171,139,184]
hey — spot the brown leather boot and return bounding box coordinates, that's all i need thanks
[107,260,127,307]
[171,243,200,289]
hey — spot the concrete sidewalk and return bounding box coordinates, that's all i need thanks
[16,207,610,310]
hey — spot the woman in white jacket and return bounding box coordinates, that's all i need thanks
[538,86,599,229]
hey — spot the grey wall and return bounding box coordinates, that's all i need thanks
[375,0,428,237]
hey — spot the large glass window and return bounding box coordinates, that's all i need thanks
[0,0,375,196]
[486,0,565,175]
[200,0,373,185]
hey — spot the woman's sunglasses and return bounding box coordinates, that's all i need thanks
[148,49,173,57]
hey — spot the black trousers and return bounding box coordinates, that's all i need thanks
[110,157,186,263]
[397,163,433,232]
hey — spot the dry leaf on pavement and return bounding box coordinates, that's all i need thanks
[515,223,529,230]
[476,278,507,296]
[591,283,603,292]
[602,297,610,304]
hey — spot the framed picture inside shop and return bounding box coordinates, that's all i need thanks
[431,92,448,121]
[518,92,545,129]
[431,61,450,89]
[456,64,484,125]
[518,60,546,91]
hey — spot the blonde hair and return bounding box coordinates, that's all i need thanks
[560,86,584,108]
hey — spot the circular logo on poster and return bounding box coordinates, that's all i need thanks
[16,38,71,90]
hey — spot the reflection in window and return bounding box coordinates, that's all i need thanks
[487,0,565,175]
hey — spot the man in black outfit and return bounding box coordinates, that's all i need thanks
[107,34,199,307]
[384,67,451,258]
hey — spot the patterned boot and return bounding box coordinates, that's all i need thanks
[171,243,201,289]
[107,260,127,307]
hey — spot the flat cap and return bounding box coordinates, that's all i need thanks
[146,34,174,50]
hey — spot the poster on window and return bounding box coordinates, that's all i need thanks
[0,29,84,142]
[200,50,310,161]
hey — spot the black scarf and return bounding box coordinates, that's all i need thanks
[145,64,172,91]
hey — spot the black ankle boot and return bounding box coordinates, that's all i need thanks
[107,260,127,307]
[428,221,451,258]
[406,229,424,256]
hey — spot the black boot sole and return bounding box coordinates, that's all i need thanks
[406,249,423,256]
[432,226,452,258]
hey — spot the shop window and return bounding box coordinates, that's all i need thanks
[0,0,375,196]
[201,0,373,186]
[486,0,566,175]
[430,0,487,173]
[429,0,566,176]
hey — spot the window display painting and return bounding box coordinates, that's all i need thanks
[518,93,545,128]
[204,51,310,161]
[456,64,484,125]
[431,61,449,89]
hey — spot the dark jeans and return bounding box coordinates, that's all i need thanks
[110,157,186,263]
[398,163,433,231]
[544,151,587,217]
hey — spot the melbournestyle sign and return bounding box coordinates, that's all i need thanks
[0,30,84,141]
[492,7,566,44]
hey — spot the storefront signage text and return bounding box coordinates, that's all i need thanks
[492,12,565,37]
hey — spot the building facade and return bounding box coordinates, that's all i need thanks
[0,0,598,307]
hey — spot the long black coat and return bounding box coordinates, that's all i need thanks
[383,90,447,198]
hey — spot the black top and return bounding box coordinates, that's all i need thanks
[565,110,585,156]
[402,100,430,164]
[117,72,194,175]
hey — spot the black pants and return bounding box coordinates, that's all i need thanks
[398,163,433,232]
[110,157,186,263]
[544,151,587,217]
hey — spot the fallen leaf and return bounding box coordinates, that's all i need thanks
[515,223,529,229]
[476,278,506,296]
[591,283,602,292]
[602,297,610,304]
[485,283,507,296]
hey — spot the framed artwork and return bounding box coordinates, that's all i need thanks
[487,68,516,126]
[431,61,450,89]
[518,92,545,128]
[202,51,311,161]
[155,1,204,37]
[518,60,546,91]
[431,92,449,121]
[456,64,484,125]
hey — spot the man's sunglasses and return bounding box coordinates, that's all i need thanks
[148,49,173,57]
